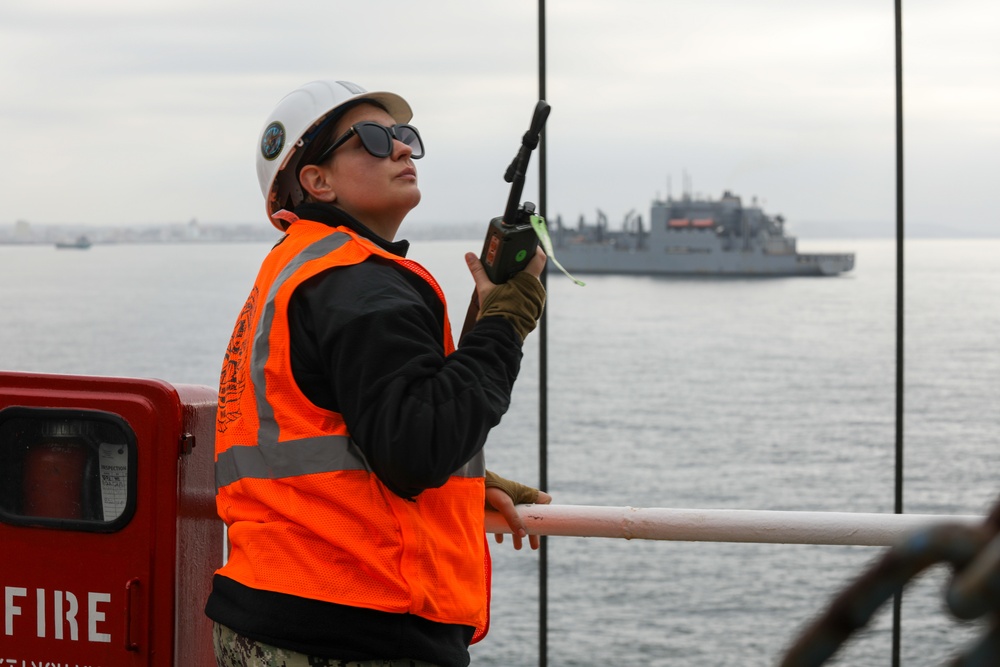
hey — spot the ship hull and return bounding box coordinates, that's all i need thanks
[553,246,855,276]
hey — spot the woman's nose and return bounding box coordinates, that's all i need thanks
[392,138,413,160]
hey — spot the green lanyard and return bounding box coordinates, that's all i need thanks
[529,215,586,287]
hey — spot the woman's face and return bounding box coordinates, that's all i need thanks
[315,102,421,237]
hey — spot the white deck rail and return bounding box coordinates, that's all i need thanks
[484,505,986,547]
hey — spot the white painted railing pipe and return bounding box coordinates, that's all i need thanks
[484,505,986,547]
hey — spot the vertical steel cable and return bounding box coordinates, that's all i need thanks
[892,0,905,665]
[531,5,907,666]
[537,2,549,667]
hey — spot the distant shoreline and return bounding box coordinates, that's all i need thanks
[2,220,998,245]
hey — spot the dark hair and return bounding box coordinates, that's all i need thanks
[295,98,389,175]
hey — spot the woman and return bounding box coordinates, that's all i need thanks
[206,79,550,667]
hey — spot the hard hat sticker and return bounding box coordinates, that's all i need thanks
[261,121,286,161]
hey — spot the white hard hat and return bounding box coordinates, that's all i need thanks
[256,79,413,230]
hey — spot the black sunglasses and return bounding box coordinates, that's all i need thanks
[314,122,424,164]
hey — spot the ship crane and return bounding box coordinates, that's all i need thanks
[621,209,646,250]
[595,208,608,243]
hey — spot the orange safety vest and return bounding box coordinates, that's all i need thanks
[214,216,490,636]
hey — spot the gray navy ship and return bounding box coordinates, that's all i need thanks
[552,190,855,276]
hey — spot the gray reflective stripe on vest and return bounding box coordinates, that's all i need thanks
[252,231,352,446]
[216,438,485,490]
[215,435,367,490]
[451,448,486,478]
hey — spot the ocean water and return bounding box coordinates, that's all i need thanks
[1,237,997,666]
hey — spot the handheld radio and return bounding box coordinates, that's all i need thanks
[479,101,551,283]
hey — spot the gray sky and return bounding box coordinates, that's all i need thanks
[1,0,997,236]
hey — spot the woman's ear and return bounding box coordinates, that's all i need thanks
[298,164,337,203]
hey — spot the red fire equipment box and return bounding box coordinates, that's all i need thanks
[0,371,221,666]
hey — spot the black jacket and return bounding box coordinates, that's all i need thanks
[206,203,524,666]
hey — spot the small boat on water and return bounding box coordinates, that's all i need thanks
[552,190,855,276]
[55,235,92,250]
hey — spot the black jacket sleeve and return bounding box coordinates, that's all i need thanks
[288,257,523,499]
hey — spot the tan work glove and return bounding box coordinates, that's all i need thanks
[477,271,546,342]
[484,469,541,507]
[484,469,551,550]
